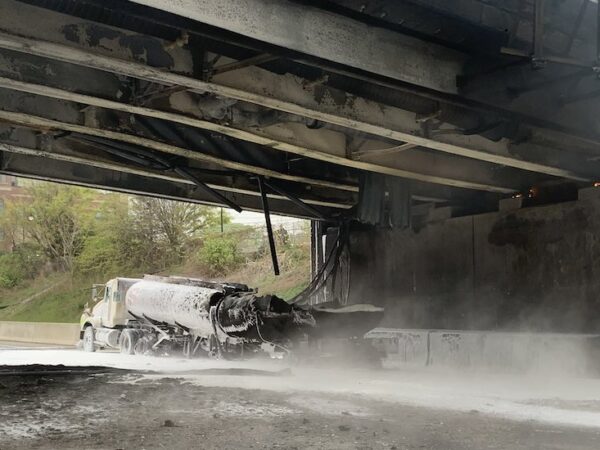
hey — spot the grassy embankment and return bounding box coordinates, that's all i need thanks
[0,247,309,323]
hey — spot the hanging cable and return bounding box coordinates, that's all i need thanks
[290,221,349,305]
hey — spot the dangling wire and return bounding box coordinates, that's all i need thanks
[290,221,349,306]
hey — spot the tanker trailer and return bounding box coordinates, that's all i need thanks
[80,275,316,358]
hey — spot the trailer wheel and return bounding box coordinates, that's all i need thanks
[82,326,96,352]
[134,337,150,355]
[119,330,136,355]
[182,337,192,359]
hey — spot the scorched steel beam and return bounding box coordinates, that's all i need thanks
[0,142,351,210]
[0,75,516,193]
[0,109,354,192]
[128,0,465,94]
[0,31,585,186]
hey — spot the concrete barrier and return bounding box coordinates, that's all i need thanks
[365,328,600,376]
[363,328,429,366]
[0,321,79,346]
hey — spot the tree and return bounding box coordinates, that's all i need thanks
[3,180,233,279]
[4,183,93,272]
[77,195,230,276]
[197,234,240,275]
[76,194,133,276]
[130,198,229,260]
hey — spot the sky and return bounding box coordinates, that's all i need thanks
[229,210,305,227]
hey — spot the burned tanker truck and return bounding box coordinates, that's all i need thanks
[80,275,382,358]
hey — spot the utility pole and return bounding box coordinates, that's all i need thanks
[220,207,224,233]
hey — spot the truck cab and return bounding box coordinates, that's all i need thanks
[80,278,140,352]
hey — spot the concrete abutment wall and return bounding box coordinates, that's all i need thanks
[347,189,600,333]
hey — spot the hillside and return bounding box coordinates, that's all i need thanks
[0,180,311,324]
[0,245,310,323]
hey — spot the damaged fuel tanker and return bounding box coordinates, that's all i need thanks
[80,275,383,358]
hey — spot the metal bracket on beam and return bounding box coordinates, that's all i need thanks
[501,47,594,69]
[501,0,596,72]
[500,0,600,72]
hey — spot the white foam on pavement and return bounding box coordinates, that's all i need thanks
[3,348,600,429]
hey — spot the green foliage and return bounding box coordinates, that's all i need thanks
[0,274,90,323]
[76,196,230,276]
[0,254,22,288]
[1,183,94,272]
[0,244,45,288]
[76,196,133,276]
[197,235,241,275]
[131,198,229,260]
[0,178,312,323]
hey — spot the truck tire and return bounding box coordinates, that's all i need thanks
[134,337,150,355]
[82,326,96,352]
[119,329,136,355]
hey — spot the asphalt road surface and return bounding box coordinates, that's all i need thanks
[1,347,600,449]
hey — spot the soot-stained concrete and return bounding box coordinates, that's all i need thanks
[348,194,600,333]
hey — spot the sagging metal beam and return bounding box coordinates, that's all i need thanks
[73,130,243,212]
[0,75,514,193]
[129,0,465,94]
[0,151,322,219]
[0,142,351,211]
[0,109,358,193]
[257,176,280,276]
[262,179,326,220]
[169,168,240,212]
[0,31,584,185]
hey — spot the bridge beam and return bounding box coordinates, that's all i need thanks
[129,0,465,94]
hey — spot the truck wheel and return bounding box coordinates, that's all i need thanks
[134,338,149,355]
[183,337,194,359]
[119,330,136,355]
[82,326,96,352]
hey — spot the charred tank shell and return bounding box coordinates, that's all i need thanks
[217,293,315,343]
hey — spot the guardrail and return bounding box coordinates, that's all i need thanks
[0,321,79,346]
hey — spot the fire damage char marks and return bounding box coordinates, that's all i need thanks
[61,23,175,68]
[488,208,589,251]
[488,214,544,250]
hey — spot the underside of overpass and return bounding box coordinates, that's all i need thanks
[1,0,600,331]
